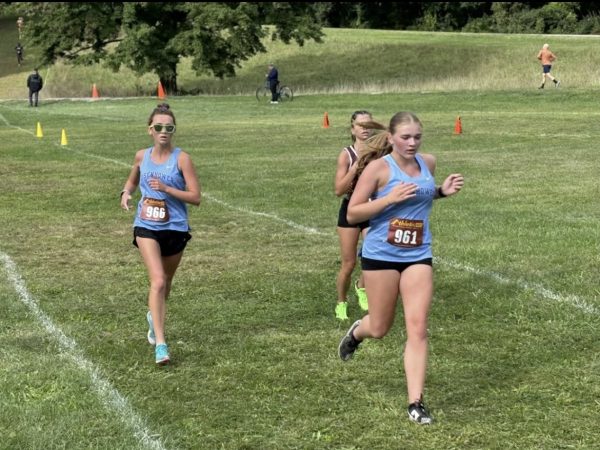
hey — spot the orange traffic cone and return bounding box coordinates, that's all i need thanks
[453,116,462,135]
[91,83,100,99]
[157,81,166,99]
[323,112,330,128]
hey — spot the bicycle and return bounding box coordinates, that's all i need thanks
[256,81,293,103]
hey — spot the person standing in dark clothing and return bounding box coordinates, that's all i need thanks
[265,63,279,104]
[15,43,24,66]
[27,68,43,107]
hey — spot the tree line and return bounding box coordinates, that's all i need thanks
[322,2,600,34]
[3,2,599,94]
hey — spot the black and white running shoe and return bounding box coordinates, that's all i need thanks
[338,320,362,361]
[407,398,433,425]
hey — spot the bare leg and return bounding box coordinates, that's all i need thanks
[336,227,360,302]
[352,269,400,340]
[399,264,433,403]
[356,227,369,289]
[136,237,183,344]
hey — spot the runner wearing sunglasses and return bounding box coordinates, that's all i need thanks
[120,103,201,365]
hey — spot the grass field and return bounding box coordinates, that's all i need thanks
[1,88,600,449]
[1,15,600,450]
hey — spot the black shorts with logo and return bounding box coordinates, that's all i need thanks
[133,226,192,257]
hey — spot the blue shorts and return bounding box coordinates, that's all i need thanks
[543,65,552,74]
[133,227,191,257]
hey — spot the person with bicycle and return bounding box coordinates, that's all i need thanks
[266,62,279,104]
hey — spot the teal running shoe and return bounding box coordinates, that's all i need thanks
[146,311,156,346]
[155,343,170,365]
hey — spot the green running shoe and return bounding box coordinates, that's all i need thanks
[335,301,349,321]
[354,281,368,311]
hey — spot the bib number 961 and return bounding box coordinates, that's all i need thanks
[387,218,423,248]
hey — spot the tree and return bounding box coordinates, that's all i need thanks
[18,2,325,94]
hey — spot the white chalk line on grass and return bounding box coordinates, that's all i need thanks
[203,193,327,236]
[0,112,35,135]
[436,257,599,316]
[0,252,167,450]
[0,96,155,103]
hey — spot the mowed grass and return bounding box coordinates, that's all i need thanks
[1,90,600,450]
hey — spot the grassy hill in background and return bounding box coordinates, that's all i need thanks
[0,17,28,77]
[2,17,600,99]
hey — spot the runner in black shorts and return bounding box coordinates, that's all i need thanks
[120,103,201,365]
[333,110,373,320]
[338,111,464,425]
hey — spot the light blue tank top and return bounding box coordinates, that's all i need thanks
[362,154,435,262]
[133,147,189,232]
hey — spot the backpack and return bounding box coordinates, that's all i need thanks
[29,74,42,91]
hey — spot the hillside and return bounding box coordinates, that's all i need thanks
[2,20,600,98]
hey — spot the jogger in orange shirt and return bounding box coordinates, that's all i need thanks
[537,43,561,89]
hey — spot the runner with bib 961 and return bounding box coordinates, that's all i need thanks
[337,111,464,424]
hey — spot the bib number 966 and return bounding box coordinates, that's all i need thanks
[140,197,169,222]
[146,206,166,220]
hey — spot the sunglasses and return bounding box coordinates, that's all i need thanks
[151,124,176,134]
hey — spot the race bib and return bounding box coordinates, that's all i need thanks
[387,218,423,248]
[140,197,169,222]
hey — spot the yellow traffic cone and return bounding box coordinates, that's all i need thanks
[36,122,43,138]
[61,129,68,146]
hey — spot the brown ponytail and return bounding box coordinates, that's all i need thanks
[347,120,390,195]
